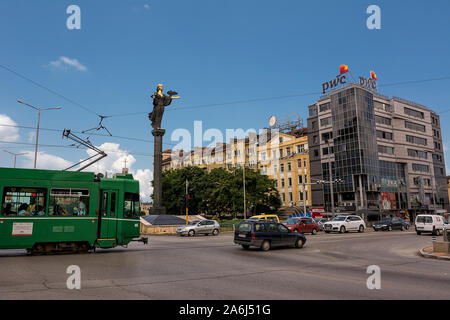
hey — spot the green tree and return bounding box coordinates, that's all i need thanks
[160,166,281,216]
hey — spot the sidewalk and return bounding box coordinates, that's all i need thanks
[419,246,450,261]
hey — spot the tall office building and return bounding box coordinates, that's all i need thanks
[308,83,448,220]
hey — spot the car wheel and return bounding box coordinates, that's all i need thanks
[340,226,346,233]
[212,229,219,236]
[241,245,250,250]
[260,240,271,251]
[312,229,317,235]
[416,231,421,235]
[373,228,378,232]
[188,230,195,237]
[295,238,304,248]
[325,231,330,234]
[388,226,392,231]
[358,225,364,233]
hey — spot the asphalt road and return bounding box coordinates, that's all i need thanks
[0,230,449,300]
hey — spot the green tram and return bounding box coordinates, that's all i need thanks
[0,168,147,254]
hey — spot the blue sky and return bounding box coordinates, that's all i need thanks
[0,0,450,198]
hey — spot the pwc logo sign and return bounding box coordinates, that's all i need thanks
[359,71,378,91]
[321,65,349,94]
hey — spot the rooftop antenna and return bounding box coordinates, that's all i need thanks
[271,113,304,133]
[62,129,107,172]
[82,115,112,136]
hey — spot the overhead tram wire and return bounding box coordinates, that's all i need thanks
[3,62,450,119]
[0,140,155,158]
[104,76,450,118]
[0,64,99,117]
[0,123,181,147]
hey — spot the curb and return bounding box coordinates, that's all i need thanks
[418,247,450,261]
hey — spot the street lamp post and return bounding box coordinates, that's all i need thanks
[3,150,27,168]
[17,100,62,169]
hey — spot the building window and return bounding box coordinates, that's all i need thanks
[406,135,427,146]
[432,154,443,162]
[322,132,333,142]
[280,163,284,172]
[405,121,426,132]
[404,107,424,119]
[286,147,291,156]
[2,187,47,217]
[376,130,393,140]
[279,149,284,158]
[320,117,331,127]
[281,179,285,188]
[375,115,392,126]
[412,164,429,172]
[378,145,394,155]
[289,192,293,202]
[408,149,427,159]
[287,162,291,172]
[313,135,319,144]
[297,144,306,153]
[288,178,292,187]
[323,147,329,156]
[319,103,330,112]
[298,176,303,184]
[434,142,442,150]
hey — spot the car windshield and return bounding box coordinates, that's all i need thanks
[286,218,300,224]
[188,220,200,226]
[332,216,347,221]
[248,217,259,221]
[378,219,391,224]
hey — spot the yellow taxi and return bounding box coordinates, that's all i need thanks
[247,214,280,223]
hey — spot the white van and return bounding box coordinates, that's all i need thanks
[415,214,445,235]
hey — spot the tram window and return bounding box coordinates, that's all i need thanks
[102,192,108,217]
[2,187,47,217]
[49,188,90,216]
[110,192,116,217]
[124,193,140,218]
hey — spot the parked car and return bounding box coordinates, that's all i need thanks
[234,220,306,251]
[247,214,280,223]
[373,217,409,231]
[323,215,366,233]
[285,217,320,235]
[176,219,221,237]
[314,218,330,231]
[415,214,445,235]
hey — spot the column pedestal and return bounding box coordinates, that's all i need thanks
[150,128,167,215]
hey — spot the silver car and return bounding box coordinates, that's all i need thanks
[176,220,221,237]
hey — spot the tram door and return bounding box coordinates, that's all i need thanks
[99,190,119,240]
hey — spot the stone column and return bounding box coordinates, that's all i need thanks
[150,128,167,215]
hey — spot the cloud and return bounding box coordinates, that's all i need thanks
[144,4,150,9]
[21,151,73,170]
[85,142,153,201]
[0,114,20,142]
[48,56,88,72]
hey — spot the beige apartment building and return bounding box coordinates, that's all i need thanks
[161,128,312,210]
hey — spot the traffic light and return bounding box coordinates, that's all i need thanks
[183,194,191,208]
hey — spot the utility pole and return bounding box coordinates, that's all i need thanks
[243,163,246,220]
[17,100,61,169]
[185,179,189,226]
[3,150,27,168]
[327,139,335,216]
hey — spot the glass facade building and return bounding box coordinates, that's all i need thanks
[308,83,448,218]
